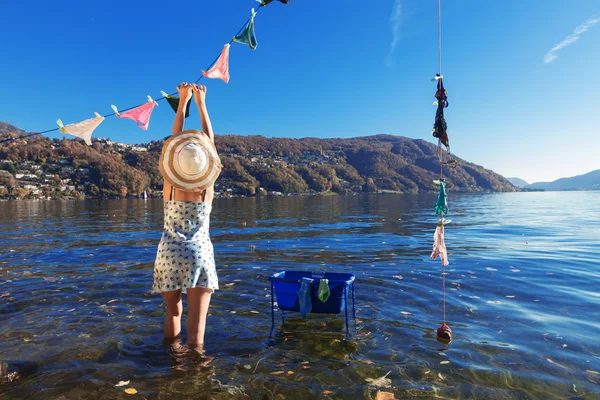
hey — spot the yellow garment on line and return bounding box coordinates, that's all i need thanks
[57,113,104,146]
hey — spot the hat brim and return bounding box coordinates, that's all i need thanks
[159,130,222,192]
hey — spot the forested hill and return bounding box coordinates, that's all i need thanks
[0,122,516,199]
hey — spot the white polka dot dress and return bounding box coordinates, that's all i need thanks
[152,200,218,294]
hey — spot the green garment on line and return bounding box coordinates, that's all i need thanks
[318,279,330,302]
[434,178,448,215]
[233,13,257,50]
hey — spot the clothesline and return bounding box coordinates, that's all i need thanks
[0,0,284,145]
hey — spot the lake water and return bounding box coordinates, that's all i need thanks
[1,192,599,399]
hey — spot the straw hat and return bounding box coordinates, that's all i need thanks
[159,130,222,192]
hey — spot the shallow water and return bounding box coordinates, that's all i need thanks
[1,192,599,399]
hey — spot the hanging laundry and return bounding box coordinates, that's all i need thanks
[233,9,258,50]
[430,222,449,266]
[258,0,291,5]
[432,74,449,149]
[434,178,448,215]
[318,279,330,302]
[56,113,104,146]
[161,91,191,119]
[111,96,158,131]
[297,277,313,317]
[202,44,231,83]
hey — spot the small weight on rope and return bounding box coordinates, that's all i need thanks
[436,323,452,344]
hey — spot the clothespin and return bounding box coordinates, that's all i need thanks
[111,105,120,115]
[437,219,451,227]
[160,90,171,99]
[251,7,257,17]
[94,112,103,119]
[432,74,444,81]
[147,95,158,106]
[56,119,65,132]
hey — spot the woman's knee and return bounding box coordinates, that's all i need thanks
[162,290,183,316]
[166,301,183,317]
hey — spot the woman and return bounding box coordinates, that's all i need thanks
[152,82,222,351]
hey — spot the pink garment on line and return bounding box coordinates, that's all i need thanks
[202,44,230,83]
[116,101,157,130]
[430,224,449,266]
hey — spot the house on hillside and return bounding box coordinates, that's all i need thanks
[15,173,38,180]
[23,185,40,195]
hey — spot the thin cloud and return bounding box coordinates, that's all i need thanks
[544,15,600,64]
[385,0,403,67]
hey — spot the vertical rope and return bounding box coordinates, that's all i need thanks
[437,0,446,326]
[442,261,446,323]
[437,0,442,75]
[438,141,443,178]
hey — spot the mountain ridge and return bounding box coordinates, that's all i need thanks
[526,169,600,191]
[0,122,517,199]
[507,177,529,188]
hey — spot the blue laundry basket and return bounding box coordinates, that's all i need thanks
[269,271,356,338]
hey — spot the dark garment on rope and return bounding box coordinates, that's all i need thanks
[165,96,191,119]
[262,0,291,4]
[433,75,449,149]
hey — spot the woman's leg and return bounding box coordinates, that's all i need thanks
[162,289,183,338]
[186,287,213,347]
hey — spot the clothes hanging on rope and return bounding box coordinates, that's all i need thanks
[432,0,453,344]
[258,0,291,4]
[112,96,158,130]
[4,3,275,144]
[56,113,104,146]
[202,44,231,83]
[430,222,449,267]
[161,91,191,119]
[434,178,448,215]
[432,75,450,149]
[233,9,258,50]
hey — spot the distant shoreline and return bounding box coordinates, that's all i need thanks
[19,189,600,202]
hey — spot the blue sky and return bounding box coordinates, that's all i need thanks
[1,0,599,183]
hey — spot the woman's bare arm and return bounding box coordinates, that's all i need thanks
[172,83,193,135]
[192,84,214,143]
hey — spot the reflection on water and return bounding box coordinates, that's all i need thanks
[1,192,600,399]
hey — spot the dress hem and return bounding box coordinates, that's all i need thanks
[151,284,218,295]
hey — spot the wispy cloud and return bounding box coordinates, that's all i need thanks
[544,15,600,64]
[385,0,403,67]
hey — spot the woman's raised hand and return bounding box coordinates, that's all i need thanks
[177,83,193,102]
[191,84,207,105]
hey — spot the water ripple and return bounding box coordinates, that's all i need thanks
[1,192,599,399]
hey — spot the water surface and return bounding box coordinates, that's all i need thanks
[1,192,599,399]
